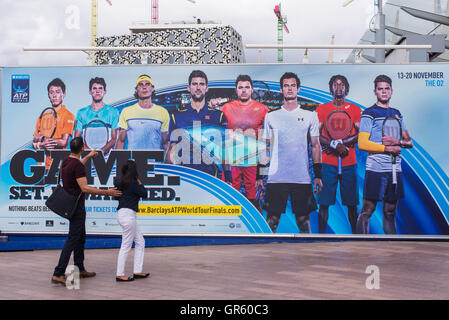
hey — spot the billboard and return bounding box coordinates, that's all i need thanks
[1,63,448,236]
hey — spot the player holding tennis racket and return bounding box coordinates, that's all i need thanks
[74,77,119,156]
[357,75,413,234]
[316,75,361,234]
[382,115,402,186]
[33,78,75,169]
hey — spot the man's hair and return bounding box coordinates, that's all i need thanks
[235,74,253,88]
[188,70,208,86]
[70,136,84,154]
[280,72,301,88]
[329,75,350,95]
[134,74,155,99]
[89,77,107,91]
[374,74,392,90]
[47,78,66,94]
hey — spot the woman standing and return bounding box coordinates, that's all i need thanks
[115,160,149,282]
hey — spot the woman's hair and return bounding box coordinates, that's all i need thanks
[119,160,139,190]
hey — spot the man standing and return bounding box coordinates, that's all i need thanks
[51,137,122,285]
[167,70,231,182]
[74,77,120,155]
[116,75,170,152]
[259,72,322,233]
[316,75,361,233]
[33,78,75,170]
[221,75,269,207]
[356,75,413,234]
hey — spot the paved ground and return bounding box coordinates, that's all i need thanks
[0,240,448,300]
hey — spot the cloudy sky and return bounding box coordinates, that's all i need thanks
[0,0,376,66]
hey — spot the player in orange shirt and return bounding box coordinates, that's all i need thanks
[33,78,75,170]
[316,75,361,233]
[221,75,269,209]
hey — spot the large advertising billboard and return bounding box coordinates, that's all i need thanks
[1,63,448,236]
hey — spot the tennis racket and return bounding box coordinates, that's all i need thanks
[382,116,402,185]
[37,107,57,140]
[255,185,263,200]
[83,119,110,151]
[253,185,263,214]
[325,109,352,175]
[252,81,272,104]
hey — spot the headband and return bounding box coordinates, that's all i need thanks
[136,75,153,86]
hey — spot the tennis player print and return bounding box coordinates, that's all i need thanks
[261,72,322,234]
[33,78,75,170]
[316,75,361,234]
[356,74,414,235]
[74,77,120,157]
[116,75,170,153]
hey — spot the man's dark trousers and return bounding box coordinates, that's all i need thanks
[53,203,86,276]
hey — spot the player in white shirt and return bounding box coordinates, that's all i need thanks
[258,72,323,233]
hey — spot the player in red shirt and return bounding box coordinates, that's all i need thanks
[316,75,361,233]
[221,75,269,210]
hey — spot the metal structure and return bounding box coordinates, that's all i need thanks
[245,44,432,50]
[23,46,200,52]
[245,43,432,64]
[328,35,335,63]
[151,0,196,24]
[344,0,385,62]
[91,0,112,64]
[273,3,290,62]
[346,0,449,63]
[94,24,245,64]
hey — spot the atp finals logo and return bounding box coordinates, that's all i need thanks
[11,75,30,103]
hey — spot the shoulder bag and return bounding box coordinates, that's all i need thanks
[45,162,83,219]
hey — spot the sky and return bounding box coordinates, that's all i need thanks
[0,0,376,66]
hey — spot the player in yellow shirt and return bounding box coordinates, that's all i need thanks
[116,75,169,152]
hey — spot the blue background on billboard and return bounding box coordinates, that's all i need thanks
[1,65,449,236]
[120,79,449,235]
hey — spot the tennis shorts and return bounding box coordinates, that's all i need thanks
[363,170,404,202]
[264,183,317,217]
[231,166,257,199]
[317,163,359,206]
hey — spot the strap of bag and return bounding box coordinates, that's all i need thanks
[57,162,62,185]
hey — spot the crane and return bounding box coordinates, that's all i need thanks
[328,34,335,63]
[91,0,112,64]
[273,3,290,62]
[151,0,196,24]
[91,0,112,47]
